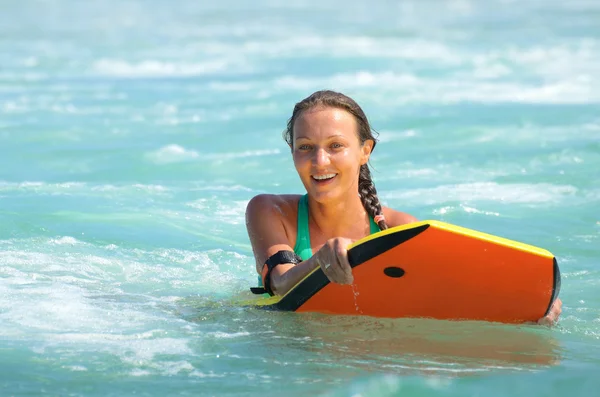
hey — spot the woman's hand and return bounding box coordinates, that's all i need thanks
[538,298,562,326]
[314,237,354,285]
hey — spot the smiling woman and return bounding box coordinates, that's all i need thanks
[244,90,561,325]
[245,90,417,297]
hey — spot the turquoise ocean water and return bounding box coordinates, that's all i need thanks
[1,0,599,395]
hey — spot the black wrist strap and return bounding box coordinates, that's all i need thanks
[251,250,302,296]
[266,250,302,271]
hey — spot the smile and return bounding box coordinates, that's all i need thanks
[312,173,337,180]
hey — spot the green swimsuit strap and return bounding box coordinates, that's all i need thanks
[369,215,381,234]
[293,194,381,261]
[294,195,313,261]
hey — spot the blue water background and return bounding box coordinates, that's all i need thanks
[1,0,599,395]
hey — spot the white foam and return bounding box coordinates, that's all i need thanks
[285,71,598,104]
[188,184,252,192]
[0,181,172,197]
[131,184,169,192]
[573,235,599,243]
[161,361,195,376]
[461,205,501,217]
[0,246,230,364]
[0,249,117,284]
[91,58,248,78]
[474,123,600,145]
[90,183,170,193]
[7,181,46,188]
[433,206,456,216]
[1,100,28,113]
[207,81,256,92]
[3,181,51,192]
[49,236,79,245]
[432,205,500,217]
[63,365,87,372]
[202,43,598,103]
[201,102,283,122]
[206,148,281,160]
[388,164,515,184]
[383,182,577,205]
[219,35,462,64]
[275,71,419,91]
[260,37,600,104]
[189,370,226,378]
[326,36,456,61]
[130,369,152,377]
[48,331,196,373]
[394,168,439,178]
[210,331,251,339]
[564,271,591,279]
[0,283,121,333]
[185,199,247,225]
[378,129,418,142]
[145,144,199,164]
[503,40,598,79]
[114,338,194,364]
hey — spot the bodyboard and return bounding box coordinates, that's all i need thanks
[244,220,561,323]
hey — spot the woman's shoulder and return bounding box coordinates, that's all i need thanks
[245,194,302,221]
[246,193,302,209]
[382,206,419,228]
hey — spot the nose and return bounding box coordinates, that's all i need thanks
[312,147,330,167]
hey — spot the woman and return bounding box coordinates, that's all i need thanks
[245,90,562,325]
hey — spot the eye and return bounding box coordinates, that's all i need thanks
[297,144,312,151]
[330,142,344,149]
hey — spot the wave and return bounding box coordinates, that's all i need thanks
[0,181,170,195]
[382,182,578,205]
[145,144,200,164]
[91,58,252,78]
[185,199,248,225]
[272,70,599,104]
[432,205,501,217]
[144,145,281,164]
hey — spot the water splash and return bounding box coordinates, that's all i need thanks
[351,284,363,315]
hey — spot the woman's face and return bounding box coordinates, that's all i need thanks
[292,106,373,203]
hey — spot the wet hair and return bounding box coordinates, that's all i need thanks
[283,90,388,230]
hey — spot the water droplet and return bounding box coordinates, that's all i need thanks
[351,284,362,314]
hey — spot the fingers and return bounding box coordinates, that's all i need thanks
[537,298,562,326]
[333,238,353,284]
[317,238,354,285]
[319,251,345,284]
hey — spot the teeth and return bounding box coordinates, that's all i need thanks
[313,174,336,180]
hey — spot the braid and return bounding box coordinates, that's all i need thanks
[358,164,388,230]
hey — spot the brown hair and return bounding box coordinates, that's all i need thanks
[283,90,388,230]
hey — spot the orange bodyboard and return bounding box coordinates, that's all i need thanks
[249,220,561,324]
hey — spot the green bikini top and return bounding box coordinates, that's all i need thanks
[293,194,381,260]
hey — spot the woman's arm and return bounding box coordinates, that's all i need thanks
[382,207,419,227]
[246,194,353,296]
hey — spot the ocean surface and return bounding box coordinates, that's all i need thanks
[1,0,599,395]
